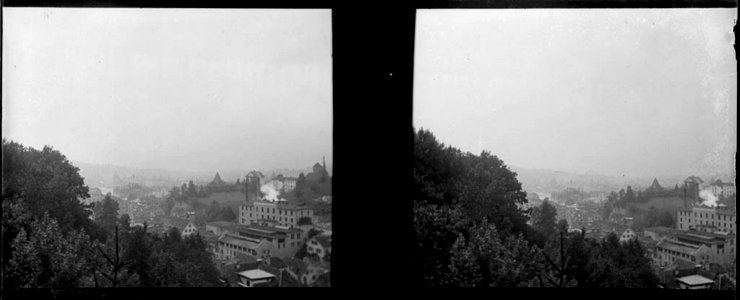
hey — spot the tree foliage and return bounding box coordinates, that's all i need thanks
[2,140,221,288]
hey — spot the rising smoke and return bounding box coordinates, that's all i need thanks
[261,184,280,202]
[699,189,718,207]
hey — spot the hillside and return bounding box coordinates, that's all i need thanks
[192,191,246,211]
[512,165,732,195]
[632,196,687,216]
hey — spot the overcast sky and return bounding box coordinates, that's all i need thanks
[414,9,736,177]
[3,8,332,172]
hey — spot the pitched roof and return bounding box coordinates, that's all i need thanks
[219,233,265,250]
[657,239,708,255]
[206,221,238,229]
[685,176,704,184]
[313,235,332,249]
[644,226,678,235]
[235,253,259,265]
[650,178,663,190]
[210,173,226,186]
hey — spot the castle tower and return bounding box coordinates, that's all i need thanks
[245,171,262,203]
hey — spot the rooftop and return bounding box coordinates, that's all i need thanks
[238,269,275,280]
[676,275,714,286]
[657,239,704,255]
[219,233,264,249]
[313,235,332,249]
[241,223,302,234]
[207,221,238,228]
[644,226,677,234]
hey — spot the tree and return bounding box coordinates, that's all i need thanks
[119,214,132,232]
[123,226,153,286]
[4,210,96,288]
[558,219,569,234]
[445,234,481,287]
[206,201,221,222]
[187,181,197,197]
[94,194,120,233]
[532,199,557,240]
[413,202,467,286]
[220,206,237,222]
[296,173,307,190]
[624,186,636,203]
[2,140,98,266]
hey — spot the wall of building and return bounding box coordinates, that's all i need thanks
[677,207,736,233]
[239,202,314,228]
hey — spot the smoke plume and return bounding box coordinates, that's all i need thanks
[261,184,280,202]
[699,189,718,207]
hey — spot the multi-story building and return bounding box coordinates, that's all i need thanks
[673,231,736,265]
[240,200,314,228]
[269,175,298,193]
[216,223,306,260]
[655,239,713,267]
[645,226,736,265]
[707,179,736,198]
[677,206,736,234]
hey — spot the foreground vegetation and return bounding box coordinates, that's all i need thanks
[2,140,220,288]
[412,128,659,287]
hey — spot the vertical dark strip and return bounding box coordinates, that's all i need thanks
[332,7,416,287]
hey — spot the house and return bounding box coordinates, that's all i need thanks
[163,216,190,232]
[300,260,329,286]
[307,235,332,260]
[236,269,276,287]
[675,274,714,289]
[619,228,636,243]
[181,222,198,237]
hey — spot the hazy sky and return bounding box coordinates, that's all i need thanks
[3,8,332,172]
[414,9,736,177]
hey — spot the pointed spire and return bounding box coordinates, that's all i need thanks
[322,156,326,171]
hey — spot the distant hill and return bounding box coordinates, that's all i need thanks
[510,165,733,195]
[72,160,333,190]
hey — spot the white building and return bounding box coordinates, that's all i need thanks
[677,206,736,234]
[675,275,714,289]
[306,235,332,259]
[619,228,636,243]
[182,222,198,237]
[237,269,275,287]
[707,179,736,197]
[240,200,314,228]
